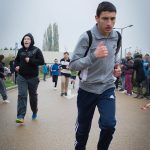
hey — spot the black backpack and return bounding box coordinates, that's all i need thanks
[78,30,121,79]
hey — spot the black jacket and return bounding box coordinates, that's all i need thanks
[0,62,5,79]
[60,58,70,69]
[15,33,45,78]
[9,60,15,73]
[133,57,145,82]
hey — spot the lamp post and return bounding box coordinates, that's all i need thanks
[124,46,132,57]
[114,25,133,59]
[15,42,18,57]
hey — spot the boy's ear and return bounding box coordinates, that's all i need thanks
[95,16,100,23]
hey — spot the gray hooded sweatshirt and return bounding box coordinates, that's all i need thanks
[69,24,120,94]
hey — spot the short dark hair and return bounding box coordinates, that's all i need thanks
[134,53,142,59]
[0,55,4,62]
[64,51,69,55]
[145,53,149,56]
[96,1,116,17]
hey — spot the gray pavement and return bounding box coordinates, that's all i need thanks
[0,77,150,150]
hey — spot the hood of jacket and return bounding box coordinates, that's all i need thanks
[21,33,35,49]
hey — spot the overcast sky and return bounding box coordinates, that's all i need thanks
[0,0,150,55]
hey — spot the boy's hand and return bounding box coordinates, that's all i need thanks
[15,66,20,72]
[94,42,108,58]
[25,57,30,63]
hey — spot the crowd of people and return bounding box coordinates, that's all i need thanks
[116,51,150,100]
[41,52,78,93]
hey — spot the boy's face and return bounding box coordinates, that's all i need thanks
[95,11,116,36]
[64,53,69,59]
[126,52,132,58]
[23,36,31,48]
[54,60,58,63]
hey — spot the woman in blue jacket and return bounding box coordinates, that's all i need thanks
[51,59,60,89]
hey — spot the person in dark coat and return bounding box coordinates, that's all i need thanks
[133,53,145,98]
[124,52,134,95]
[0,55,9,103]
[9,56,16,84]
[15,33,45,123]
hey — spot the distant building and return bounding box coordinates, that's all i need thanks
[1,50,72,64]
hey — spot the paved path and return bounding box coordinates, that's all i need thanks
[0,78,150,150]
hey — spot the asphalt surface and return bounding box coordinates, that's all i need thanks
[0,77,150,150]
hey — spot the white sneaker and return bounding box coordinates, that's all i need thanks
[120,90,126,94]
[53,87,57,90]
[3,100,10,104]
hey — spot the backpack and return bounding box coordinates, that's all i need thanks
[78,30,121,80]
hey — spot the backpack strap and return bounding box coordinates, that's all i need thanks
[115,31,122,55]
[78,30,93,80]
[84,30,93,56]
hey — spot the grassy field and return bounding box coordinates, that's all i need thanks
[4,72,48,88]
[4,77,16,88]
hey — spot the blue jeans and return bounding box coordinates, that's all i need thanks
[43,73,47,81]
[75,88,116,150]
[120,75,125,90]
[0,78,7,100]
[16,75,39,119]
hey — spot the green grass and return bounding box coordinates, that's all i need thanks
[4,77,15,88]
[39,71,43,79]
[4,72,46,88]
